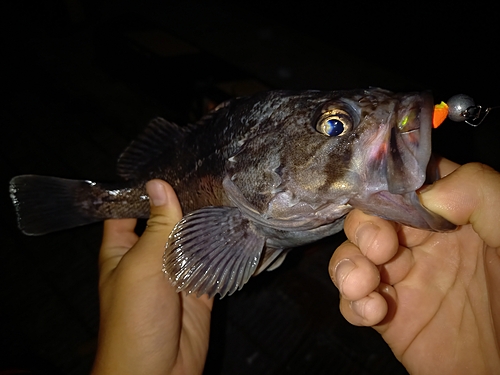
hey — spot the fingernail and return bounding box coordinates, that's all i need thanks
[417,183,434,195]
[355,222,380,251]
[417,184,435,210]
[147,180,167,206]
[334,259,355,294]
[350,298,368,319]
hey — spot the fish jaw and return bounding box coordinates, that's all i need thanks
[350,91,456,231]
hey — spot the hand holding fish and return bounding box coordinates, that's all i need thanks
[330,159,500,374]
[91,180,213,375]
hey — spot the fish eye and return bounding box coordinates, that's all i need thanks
[316,109,353,137]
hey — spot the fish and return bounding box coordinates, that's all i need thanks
[9,88,456,298]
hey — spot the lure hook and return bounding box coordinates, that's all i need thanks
[446,94,499,127]
[463,105,499,127]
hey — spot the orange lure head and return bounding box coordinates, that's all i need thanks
[432,101,449,128]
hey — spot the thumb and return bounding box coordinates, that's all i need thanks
[127,180,183,259]
[145,179,183,234]
[419,163,500,247]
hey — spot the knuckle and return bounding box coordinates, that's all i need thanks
[461,162,495,177]
[145,214,177,233]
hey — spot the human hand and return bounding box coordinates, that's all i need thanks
[91,180,213,375]
[330,159,500,374]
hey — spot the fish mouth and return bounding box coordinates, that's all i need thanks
[386,92,433,194]
[351,91,456,231]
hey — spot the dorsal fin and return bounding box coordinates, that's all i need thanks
[117,117,190,180]
[195,98,235,126]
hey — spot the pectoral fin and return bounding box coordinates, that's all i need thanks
[162,207,266,298]
[254,248,288,274]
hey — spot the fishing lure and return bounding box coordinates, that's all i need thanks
[433,94,498,128]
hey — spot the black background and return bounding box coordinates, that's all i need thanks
[1,1,499,374]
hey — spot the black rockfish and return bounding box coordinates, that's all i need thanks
[9,88,455,297]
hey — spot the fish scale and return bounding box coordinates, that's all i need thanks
[10,88,455,298]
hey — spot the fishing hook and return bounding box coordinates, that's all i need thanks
[446,94,499,127]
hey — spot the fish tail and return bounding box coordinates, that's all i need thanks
[9,175,150,236]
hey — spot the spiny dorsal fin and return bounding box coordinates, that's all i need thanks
[117,117,190,180]
[195,98,234,126]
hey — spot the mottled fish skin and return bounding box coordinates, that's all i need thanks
[139,89,448,231]
[9,88,456,298]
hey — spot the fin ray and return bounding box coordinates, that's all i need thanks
[9,175,149,235]
[117,117,190,180]
[254,247,287,275]
[162,206,265,298]
[10,175,104,235]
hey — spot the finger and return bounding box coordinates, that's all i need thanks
[99,218,139,275]
[343,209,400,265]
[378,245,413,285]
[339,290,388,326]
[183,292,214,309]
[435,156,460,177]
[396,225,433,248]
[419,163,500,247]
[371,283,398,331]
[329,241,380,301]
[394,158,459,248]
[101,218,138,251]
[125,180,183,261]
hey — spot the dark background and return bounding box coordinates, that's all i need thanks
[1,1,499,374]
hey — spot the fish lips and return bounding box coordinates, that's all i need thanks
[386,92,433,194]
[355,92,456,231]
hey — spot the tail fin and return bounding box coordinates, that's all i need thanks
[9,175,149,236]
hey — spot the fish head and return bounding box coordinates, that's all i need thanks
[226,88,455,232]
[348,88,432,194]
[340,88,455,230]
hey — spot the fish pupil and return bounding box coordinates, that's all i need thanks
[326,119,345,136]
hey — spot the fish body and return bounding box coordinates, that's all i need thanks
[10,88,455,297]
